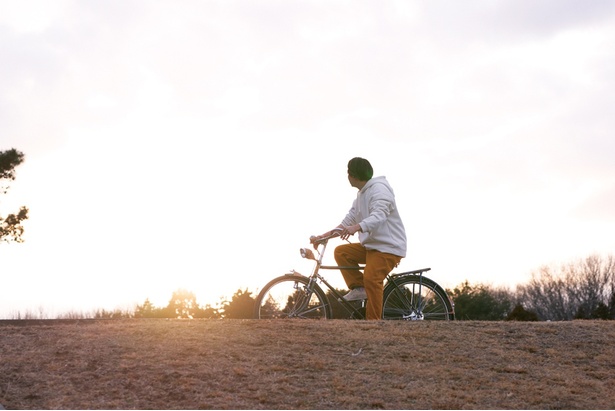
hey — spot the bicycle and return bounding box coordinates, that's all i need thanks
[253,230,455,320]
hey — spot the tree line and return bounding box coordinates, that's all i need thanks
[131,288,255,319]
[120,254,614,321]
[450,254,615,321]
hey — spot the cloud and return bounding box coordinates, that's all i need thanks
[417,0,615,44]
[573,184,615,221]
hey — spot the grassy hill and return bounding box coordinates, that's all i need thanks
[1,319,614,409]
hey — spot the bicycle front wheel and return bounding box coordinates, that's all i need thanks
[383,275,454,320]
[253,274,331,319]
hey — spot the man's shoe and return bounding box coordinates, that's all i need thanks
[343,287,367,301]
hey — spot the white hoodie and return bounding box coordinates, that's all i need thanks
[340,176,407,257]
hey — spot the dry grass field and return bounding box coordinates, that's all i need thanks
[1,319,614,410]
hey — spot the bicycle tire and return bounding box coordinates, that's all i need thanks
[382,275,454,320]
[253,274,331,319]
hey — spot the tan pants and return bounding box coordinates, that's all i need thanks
[334,243,402,320]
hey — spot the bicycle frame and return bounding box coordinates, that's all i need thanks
[299,234,432,319]
[297,238,365,318]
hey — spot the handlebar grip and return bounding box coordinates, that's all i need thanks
[310,228,342,245]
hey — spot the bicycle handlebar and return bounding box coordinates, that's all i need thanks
[310,228,342,245]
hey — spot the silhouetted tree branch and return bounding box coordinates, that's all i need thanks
[1,148,29,243]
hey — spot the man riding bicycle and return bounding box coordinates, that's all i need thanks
[311,157,407,320]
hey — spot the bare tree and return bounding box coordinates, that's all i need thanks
[568,255,614,318]
[518,254,615,320]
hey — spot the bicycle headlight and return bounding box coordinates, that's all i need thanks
[300,248,316,260]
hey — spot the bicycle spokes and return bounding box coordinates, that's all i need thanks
[383,276,452,320]
[255,277,329,319]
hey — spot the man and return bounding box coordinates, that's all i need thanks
[311,157,407,320]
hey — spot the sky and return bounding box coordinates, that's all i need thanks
[1,0,615,318]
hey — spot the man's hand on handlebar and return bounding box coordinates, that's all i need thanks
[339,224,361,241]
[310,228,341,247]
[309,235,322,247]
[310,225,361,246]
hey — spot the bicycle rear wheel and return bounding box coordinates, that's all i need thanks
[253,274,331,319]
[382,275,454,320]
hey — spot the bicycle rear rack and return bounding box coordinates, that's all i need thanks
[392,267,431,277]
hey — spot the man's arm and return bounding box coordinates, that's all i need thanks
[359,186,394,233]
